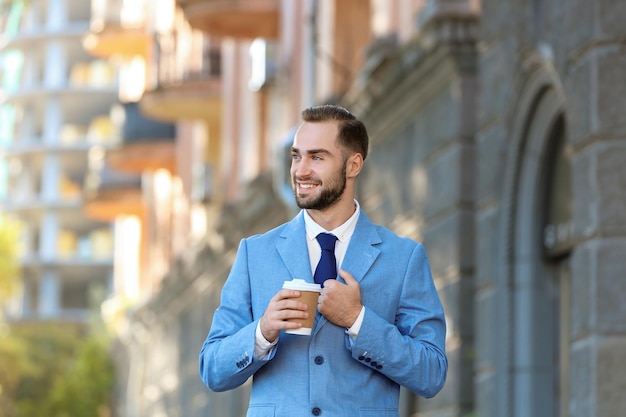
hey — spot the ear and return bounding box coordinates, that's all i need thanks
[346,152,364,179]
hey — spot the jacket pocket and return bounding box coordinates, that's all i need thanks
[359,409,398,417]
[246,405,275,417]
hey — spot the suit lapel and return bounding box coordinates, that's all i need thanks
[339,212,382,283]
[276,212,313,282]
[313,212,382,335]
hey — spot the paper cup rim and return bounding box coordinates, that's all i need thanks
[285,327,313,335]
[282,279,321,292]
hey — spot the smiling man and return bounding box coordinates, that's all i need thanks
[199,104,447,417]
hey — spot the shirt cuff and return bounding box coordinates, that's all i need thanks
[346,306,366,339]
[254,322,278,359]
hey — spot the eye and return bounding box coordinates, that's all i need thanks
[312,155,322,161]
[291,153,301,160]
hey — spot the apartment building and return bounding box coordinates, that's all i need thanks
[80,2,228,415]
[0,0,119,321]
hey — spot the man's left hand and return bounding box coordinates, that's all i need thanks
[317,269,363,328]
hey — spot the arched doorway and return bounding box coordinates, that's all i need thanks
[497,60,572,417]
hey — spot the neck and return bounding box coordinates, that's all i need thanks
[306,195,356,231]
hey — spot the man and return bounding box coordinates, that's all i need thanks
[200,105,447,416]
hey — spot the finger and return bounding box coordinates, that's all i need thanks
[279,298,308,311]
[270,299,306,317]
[275,289,300,300]
[322,279,335,290]
[338,269,357,285]
[275,308,309,321]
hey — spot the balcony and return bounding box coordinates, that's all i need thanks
[178,0,280,39]
[106,102,177,174]
[83,0,151,59]
[140,33,222,124]
[84,154,144,222]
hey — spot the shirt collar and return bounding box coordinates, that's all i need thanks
[303,200,361,243]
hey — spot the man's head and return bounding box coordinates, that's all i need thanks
[301,105,369,161]
[290,105,369,213]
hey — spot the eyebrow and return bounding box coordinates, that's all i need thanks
[291,147,332,156]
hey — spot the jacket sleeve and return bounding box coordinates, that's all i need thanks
[349,243,448,398]
[199,239,274,391]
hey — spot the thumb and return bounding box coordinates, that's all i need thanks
[338,269,357,285]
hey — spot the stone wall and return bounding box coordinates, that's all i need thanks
[475,0,626,416]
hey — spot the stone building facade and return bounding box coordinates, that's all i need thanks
[110,1,626,417]
[343,1,626,416]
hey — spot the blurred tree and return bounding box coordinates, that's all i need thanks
[0,326,31,415]
[0,214,20,312]
[0,322,114,417]
[3,323,80,417]
[45,328,115,417]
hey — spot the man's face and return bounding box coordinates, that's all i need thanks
[290,121,348,211]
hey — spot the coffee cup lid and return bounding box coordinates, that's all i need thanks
[282,279,321,292]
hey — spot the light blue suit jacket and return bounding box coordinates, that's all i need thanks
[200,211,447,417]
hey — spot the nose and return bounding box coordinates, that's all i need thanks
[292,158,311,178]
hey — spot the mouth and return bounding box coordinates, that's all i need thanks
[296,181,319,193]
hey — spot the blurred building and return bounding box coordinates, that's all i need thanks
[0,0,120,321]
[9,0,622,417]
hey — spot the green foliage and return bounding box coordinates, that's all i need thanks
[0,214,20,305]
[46,332,114,417]
[0,322,114,417]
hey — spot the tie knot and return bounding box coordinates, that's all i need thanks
[316,233,337,251]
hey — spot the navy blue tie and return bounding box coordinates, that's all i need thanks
[314,233,338,286]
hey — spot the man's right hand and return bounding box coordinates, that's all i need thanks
[259,290,309,342]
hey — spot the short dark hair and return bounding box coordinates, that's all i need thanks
[301,104,369,160]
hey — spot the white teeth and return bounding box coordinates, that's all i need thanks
[300,184,315,189]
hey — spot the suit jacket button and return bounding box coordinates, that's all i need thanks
[312,407,322,415]
[376,364,383,369]
[314,356,324,365]
[358,355,365,361]
[371,361,378,367]
[365,358,371,362]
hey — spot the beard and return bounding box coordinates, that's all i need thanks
[292,162,347,210]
